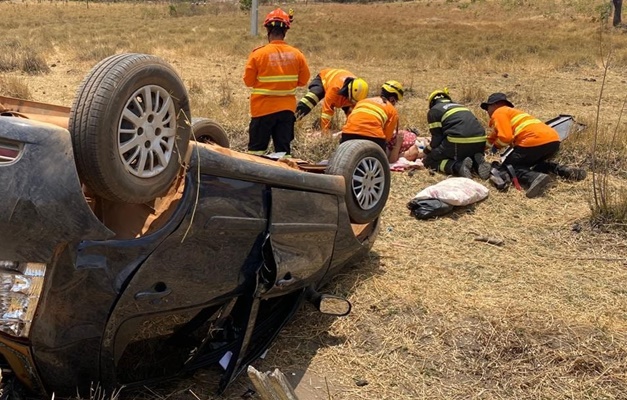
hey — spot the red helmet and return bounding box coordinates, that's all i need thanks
[264,8,291,29]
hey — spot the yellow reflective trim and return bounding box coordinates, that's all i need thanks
[251,88,297,96]
[514,119,542,136]
[448,135,487,144]
[353,103,388,124]
[247,150,267,155]
[321,113,332,120]
[300,98,317,109]
[510,113,531,126]
[428,122,442,129]
[258,75,298,82]
[441,107,469,122]
[304,92,320,103]
[439,159,448,172]
[322,69,343,86]
[353,108,386,123]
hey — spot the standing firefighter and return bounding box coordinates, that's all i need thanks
[243,8,310,156]
[480,92,586,198]
[339,80,403,151]
[296,69,369,133]
[423,88,491,179]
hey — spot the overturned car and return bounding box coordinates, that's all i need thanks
[0,54,390,397]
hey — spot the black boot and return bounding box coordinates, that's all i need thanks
[451,157,473,179]
[537,161,587,181]
[524,173,552,198]
[474,153,492,180]
[555,165,587,181]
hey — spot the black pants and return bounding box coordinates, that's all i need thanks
[501,141,560,186]
[340,133,386,152]
[423,139,486,175]
[248,110,296,155]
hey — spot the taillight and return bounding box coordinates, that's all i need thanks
[0,139,21,164]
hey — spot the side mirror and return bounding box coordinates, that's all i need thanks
[305,287,352,317]
[318,295,352,316]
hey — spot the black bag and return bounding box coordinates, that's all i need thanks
[406,198,455,220]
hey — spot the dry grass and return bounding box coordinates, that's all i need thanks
[1,1,626,399]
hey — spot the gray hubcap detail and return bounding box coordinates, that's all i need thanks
[118,85,177,178]
[351,156,385,210]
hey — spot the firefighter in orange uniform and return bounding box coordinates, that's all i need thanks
[243,8,310,156]
[481,92,586,198]
[295,68,369,132]
[339,81,403,151]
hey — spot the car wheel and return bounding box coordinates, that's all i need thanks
[192,117,230,148]
[326,140,390,224]
[69,53,191,204]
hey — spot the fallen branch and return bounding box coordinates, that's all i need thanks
[474,236,505,246]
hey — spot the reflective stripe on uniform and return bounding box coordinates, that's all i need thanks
[439,159,448,172]
[448,135,487,144]
[441,107,469,122]
[322,69,343,86]
[300,92,319,109]
[514,119,542,136]
[251,88,297,96]
[510,113,530,126]
[321,112,332,120]
[247,150,267,155]
[429,122,442,129]
[352,103,388,124]
[258,75,299,82]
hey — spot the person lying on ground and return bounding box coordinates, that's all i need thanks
[338,80,404,151]
[480,92,587,198]
[386,129,429,163]
[423,88,491,180]
[295,68,369,133]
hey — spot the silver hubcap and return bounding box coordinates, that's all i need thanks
[118,85,177,178]
[351,156,385,210]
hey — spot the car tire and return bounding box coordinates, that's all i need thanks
[326,140,390,224]
[69,53,191,204]
[192,117,230,148]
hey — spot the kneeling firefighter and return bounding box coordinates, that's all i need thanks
[296,68,369,133]
[480,92,586,198]
[423,88,491,179]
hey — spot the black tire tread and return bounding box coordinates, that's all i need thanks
[69,53,191,203]
[326,140,391,223]
[191,117,230,148]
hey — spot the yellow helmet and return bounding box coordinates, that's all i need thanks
[428,88,451,108]
[348,78,369,103]
[382,80,404,101]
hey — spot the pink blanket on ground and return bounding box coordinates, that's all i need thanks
[390,157,424,172]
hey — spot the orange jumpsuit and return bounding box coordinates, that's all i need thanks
[318,68,357,131]
[341,97,398,142]
[243,40,310,117]
[488,106,559,149]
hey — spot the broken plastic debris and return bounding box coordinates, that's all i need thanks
[219,351,233,370]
